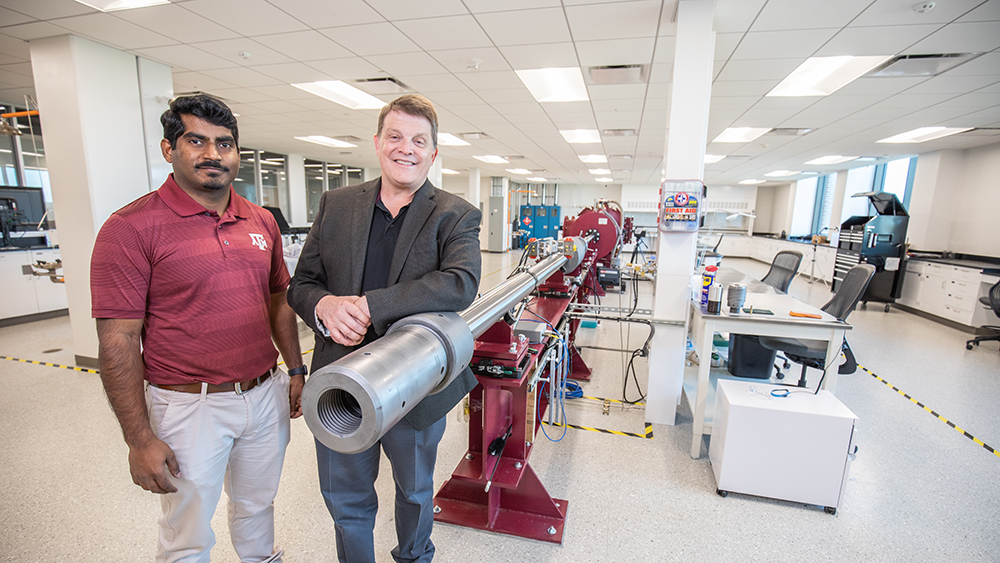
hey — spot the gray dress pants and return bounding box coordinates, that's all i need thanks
[315,416,446,563]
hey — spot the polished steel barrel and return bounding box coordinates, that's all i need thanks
[302,238,587,454]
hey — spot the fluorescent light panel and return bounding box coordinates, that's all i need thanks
[437,133,470,146]
[595,177,614,182]
[766,55,890,97]
[294,136,358,148]
[291,81,386,110]
[704,154,725,164]
[588,168,611,175]
[560,129,601,144]
[739,179,765,185]
[765,170,801,177]
[876,127,973,143]
[515,67,589,102]
[805,155,859,165]
[441,168,460,175]
[474,155,508,163]
[506,168,532,174]
[527,177,548,182]
[578,155,607,163]
[75,0,169,10]
[712,127,771,143]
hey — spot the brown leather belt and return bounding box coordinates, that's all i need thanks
[151,366,274,395]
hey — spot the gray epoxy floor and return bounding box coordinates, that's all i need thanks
[1,253,998,562]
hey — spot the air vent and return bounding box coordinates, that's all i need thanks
[767,128,814,136]
[725,155,752,160]
[602,128,637,137]
[505,155,525,161]
[868,53,982,78]
[352,77,412,95]
[458,131,491,140]
[587,64,649,85]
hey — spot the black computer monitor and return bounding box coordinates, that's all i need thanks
[0,187,47,228]
[263,205,291,234]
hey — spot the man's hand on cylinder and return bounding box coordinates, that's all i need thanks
[317,294,371,346]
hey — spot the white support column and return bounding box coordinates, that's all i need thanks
[646,0,716,426]
[286,154,307,226]
[429,156,443,189]
[30,35,171,366]
[467,167,481,206]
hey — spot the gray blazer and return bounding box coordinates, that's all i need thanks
[287,178,482,430]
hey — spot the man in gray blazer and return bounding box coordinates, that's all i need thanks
[287,94,481,563]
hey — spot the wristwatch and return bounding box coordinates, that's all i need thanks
[288,366,308,377]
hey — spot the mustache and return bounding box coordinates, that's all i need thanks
[196,161,230,172]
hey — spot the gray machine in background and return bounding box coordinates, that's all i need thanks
[834,192,908,312]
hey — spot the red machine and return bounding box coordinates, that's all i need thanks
[433,237,598,543]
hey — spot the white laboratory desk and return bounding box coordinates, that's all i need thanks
[686,285,851,458]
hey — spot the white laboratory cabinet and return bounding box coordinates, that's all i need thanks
[709,379,858,514]
[0,248,68,321]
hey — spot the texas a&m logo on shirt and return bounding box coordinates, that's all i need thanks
[248,233,269,251]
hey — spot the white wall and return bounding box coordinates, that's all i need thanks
[754,186,774,233]
[769,183,794,235]
[948,143,1000,257]
[441,175,465,196]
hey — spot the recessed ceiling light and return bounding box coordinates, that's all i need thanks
[868,53,981,77]
[560,129,601,144]
[527,177,548,182]
[712,127,771,143]
[74,0,169,11]
[704,154,725,164]
[291,81,386,110]
[515,67,589,102]
[294,136,358,148]
[474,155,509,163]
[458,132,490,140]
[438,133,470,146]
[441,168,460,175]
[602,129,636,137]
[739,179,765,185]
[588,168,611,175]
[595,177,614,182]
[766,55,890,97]
[506,168,532,174]
[578,155,607,163]
[877,126,973,143]
[765,170,801,177]
[805,155,859,165]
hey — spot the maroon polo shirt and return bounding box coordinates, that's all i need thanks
[91,174,290,385]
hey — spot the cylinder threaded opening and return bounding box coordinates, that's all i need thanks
[316,388,363,437]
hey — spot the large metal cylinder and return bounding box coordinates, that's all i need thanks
[303,251,573,453]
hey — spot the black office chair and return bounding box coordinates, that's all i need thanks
[759,264,876,388]
[761,250,804,293]
[727,250,805,379]
[966,279,1000,351]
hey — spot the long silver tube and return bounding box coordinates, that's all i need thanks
[304,242,588,454]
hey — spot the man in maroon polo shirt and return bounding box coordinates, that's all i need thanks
[91,94,304,563]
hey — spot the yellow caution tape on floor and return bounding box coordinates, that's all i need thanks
[860,363,998,460]
[541,420,654,440]
[0,354,99,374]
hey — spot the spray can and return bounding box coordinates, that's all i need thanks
[701,265,718,306]
[707,282,723,314]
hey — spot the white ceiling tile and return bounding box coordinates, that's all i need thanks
[190,38,293,67]
[364,51,448,77]
[134,44,236,71]
[906,21,1000,54]
[264,0,385,27]
[181,0,307,36]
[363,0,469,20]
[429,46,510,73]
[306,57,384,80]
[172,71,238,92]
[944,52,1000,76]
[462,0,561,13]
[715,58,805,82]
[833,76,929,96]
[778,106,859,128]
[0,53,27,65]
[596,112,642,129]
[714,0,767,34]
[0,33,31,61]
[476,88,537,104]
[458,70,524,90]
[251,62,333,83]
[732,28,840,59]
[711,96,761,111]
[648,63,673,83]
[250,84,322,101]
[0,61,31,77]
[251,31,353,62]
[807,93,892,109]
[0,68,32,87]
[394,15,492,51]
[0,6,35,26]
[112,4,241,43]
[957,0,1000,22]
[816,24,940,56]
[903,74,1000,94]
[475,8,571,46]
[203,87,276,104]
[714,32,743,61]
[499,43,579,70]
[711,79,779,97]
[0,21,71,41]
[592,97,644,112]
[319,22,420,56]
[565,0,662,41]
[54,13,178,50]
[751,0,874,31]
[396,73,470,93]
[587,84,649,100]
[206,67,283,88]
[943,91,1000,107]
[426,90,482,106]
[577,37,656,67]
[0,0,94,19]
[853,0,986,27]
